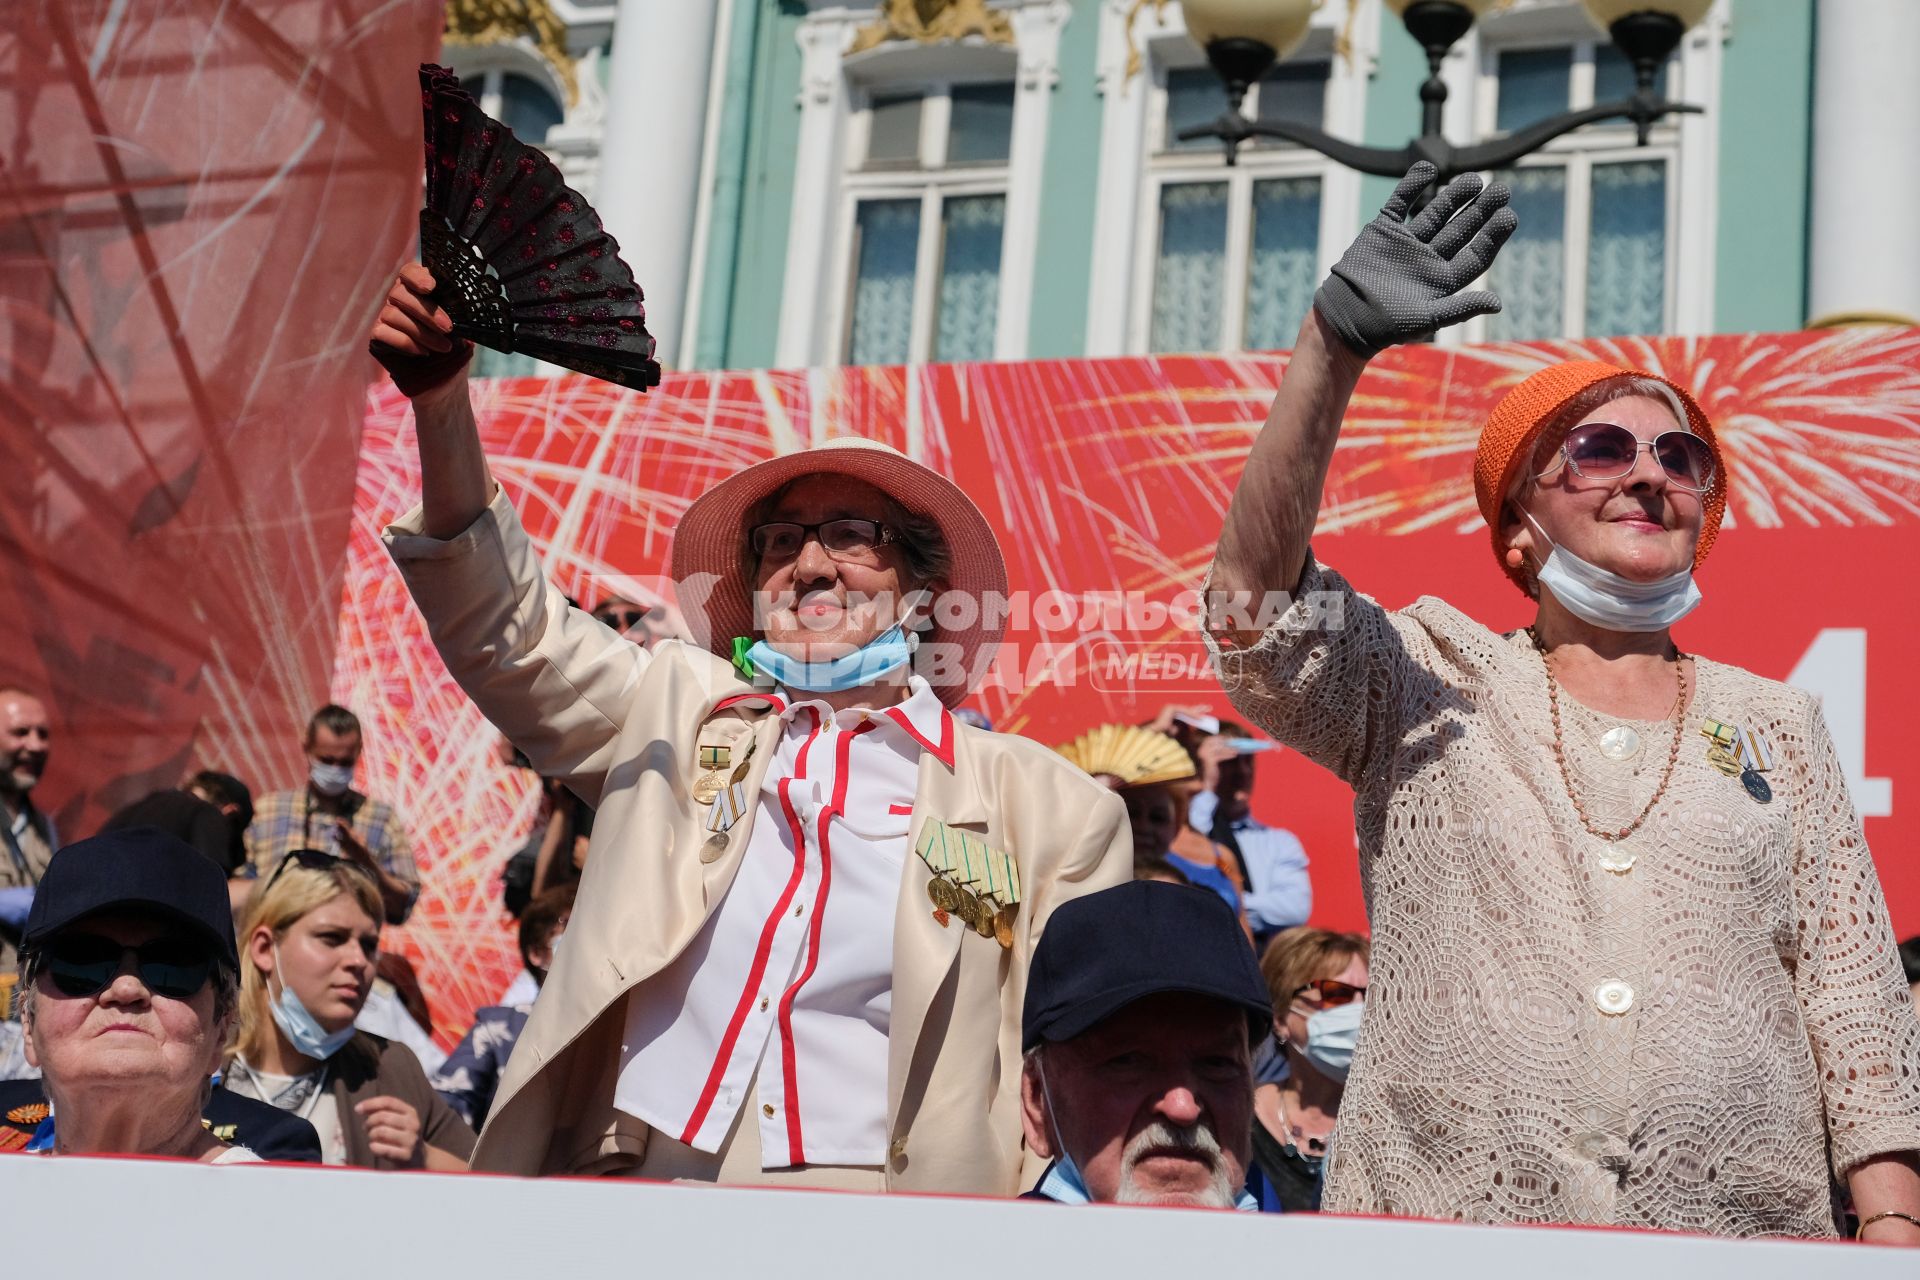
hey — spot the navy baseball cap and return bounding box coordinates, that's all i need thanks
[1022,880,1272,1052]
[23,828,240,971]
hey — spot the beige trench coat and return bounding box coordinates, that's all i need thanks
[385,492,1130,1194]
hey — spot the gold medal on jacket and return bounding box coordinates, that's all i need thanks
[692,770,728,805]
[993,904,1017,949]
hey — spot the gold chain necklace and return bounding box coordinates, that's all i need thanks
[1529,628,1689,843]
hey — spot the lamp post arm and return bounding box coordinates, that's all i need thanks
[1176,113,1418,176]
[1450,97,1703,173]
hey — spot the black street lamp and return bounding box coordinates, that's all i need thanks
[1178,0,1713,176]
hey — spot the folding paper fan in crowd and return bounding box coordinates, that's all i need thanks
[416,63,662,389]
[1055,724,1197,789]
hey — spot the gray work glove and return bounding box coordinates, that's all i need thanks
[1313,161,1518,357]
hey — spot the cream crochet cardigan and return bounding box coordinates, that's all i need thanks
[1209,555,1920,1236]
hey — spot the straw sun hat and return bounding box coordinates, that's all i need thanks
[1472,359,1728,593]
[669,438,1009,708]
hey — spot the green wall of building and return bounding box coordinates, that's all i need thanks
[1713,0,1813,332]
[1024,4,1104,358]
[703,0,807,371]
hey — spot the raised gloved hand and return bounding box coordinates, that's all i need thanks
[1313,162,1517,358]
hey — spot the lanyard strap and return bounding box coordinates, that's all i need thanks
[0,809,34,883]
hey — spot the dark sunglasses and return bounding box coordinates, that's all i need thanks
[1291,978,1367,1008]
[1537,423,1716,493]
[263,847,378,895]
[40,934,214,1001]
[592,606,660,632]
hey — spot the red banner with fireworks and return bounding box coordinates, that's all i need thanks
[339,330,1920,1039]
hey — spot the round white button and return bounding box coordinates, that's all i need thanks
[1598,851,1637,874]
[1598,726,1641,761]
[1594,980,1635,1015]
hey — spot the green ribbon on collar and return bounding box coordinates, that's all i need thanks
[730,636,757,683]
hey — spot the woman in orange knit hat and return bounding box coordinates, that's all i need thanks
[1206,162,1920,1243]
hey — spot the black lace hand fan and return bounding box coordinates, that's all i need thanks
[418,64,662,389]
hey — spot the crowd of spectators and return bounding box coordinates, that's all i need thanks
[3,671,1919,1229]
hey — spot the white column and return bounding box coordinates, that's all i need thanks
[994,0,1072,360]
[776,18,854,369]
[1084,0,1155,356]
[1808,0,1920,327]
[597,0,720,368]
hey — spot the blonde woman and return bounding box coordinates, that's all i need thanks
[221,851,473,1169]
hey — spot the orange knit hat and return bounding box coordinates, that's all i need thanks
[1473,359,1727,594]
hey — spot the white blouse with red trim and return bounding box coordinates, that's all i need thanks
[612,676,956,1168]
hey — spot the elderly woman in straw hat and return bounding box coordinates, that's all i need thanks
[1206,163,1920,1241]
[365,265,1129,1193]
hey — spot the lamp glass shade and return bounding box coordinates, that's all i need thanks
[1181,0,1319,59]
[1579,0,1714,32]
[1383,0,1506,18]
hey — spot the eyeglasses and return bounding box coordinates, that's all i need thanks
[749,518,896,565]
[263,847,378,896]
[1536,423,1716,493]
[1291,978,1367,1008]
[39,934,215,1000]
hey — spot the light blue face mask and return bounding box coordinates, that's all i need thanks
[1523,510,1701,633]
[269,945,357,1061]
[1299,999,1364,1083]
[743,624,916,694]
[1035,1058,1095,1205]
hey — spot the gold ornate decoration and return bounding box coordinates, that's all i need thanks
[847,0,1016,56]
[443,0,580,105]
[1124,0,1172,82]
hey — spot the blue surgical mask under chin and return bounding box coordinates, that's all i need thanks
[268,946,357,1062]
[1523,510,1701,633]
[1034,1059,1095,1205]
[744,624,916,694]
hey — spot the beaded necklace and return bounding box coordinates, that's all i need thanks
[1529,627,1689,843]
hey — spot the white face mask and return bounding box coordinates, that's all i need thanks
[1522,510,1701,633]
[309,761,354,797]
[1298,999,1364,1082]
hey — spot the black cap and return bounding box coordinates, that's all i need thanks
[23,828,240,971]
[1022,880,1272,1052]
[196,771,255,833]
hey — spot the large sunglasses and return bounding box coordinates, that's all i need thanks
[40,934,214,1001]
[263,847,378,895]
[1291,978,1367,1008]
[749,518,896,565]
[1536,422,1716,493]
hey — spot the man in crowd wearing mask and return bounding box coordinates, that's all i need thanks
[238,705,419,925]
[1019,880,1269,1209]
[1247,926,1368,1212]
[0,688,56,983]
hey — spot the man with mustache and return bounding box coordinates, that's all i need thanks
[1020,880,1269,1209]
[0,688,56,982]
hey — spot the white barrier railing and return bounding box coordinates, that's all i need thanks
[3,1155,1906,1278]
